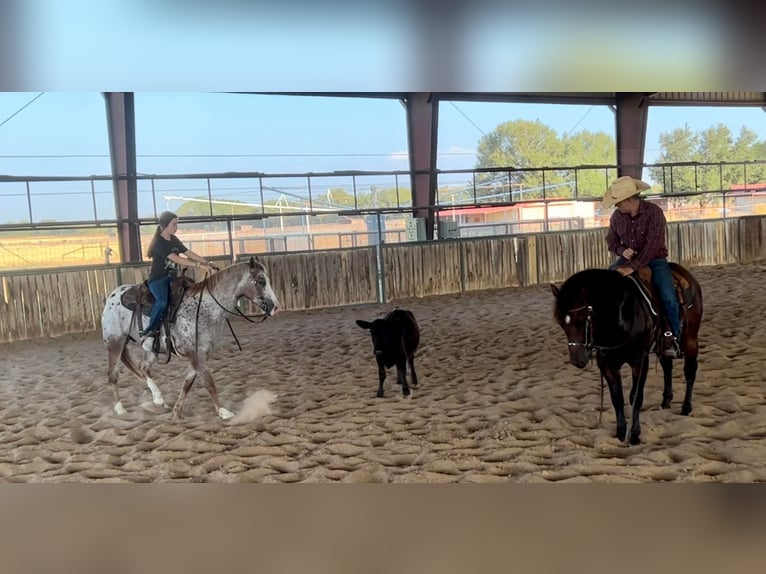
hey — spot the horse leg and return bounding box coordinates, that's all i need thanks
[628,354,650,445]
[677,327,699,416]
[659,356,674,409]
[130,349,166,408]
[408,355,418,388]
[197,365,234,419]
[396,358,410,398]
[171,366,198,420]
[106,340,127,415]
[108,334,155,415]
[681,354,698,416]
[376,356,386,398]
[599,360,627,442]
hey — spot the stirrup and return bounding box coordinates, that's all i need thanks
[662,331,682,358]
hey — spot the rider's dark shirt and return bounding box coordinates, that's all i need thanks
[606,199,668,270]
[148,235,187,282]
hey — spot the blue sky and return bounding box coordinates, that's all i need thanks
[1,92,765,223]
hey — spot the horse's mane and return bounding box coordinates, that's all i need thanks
[186,261,249,295]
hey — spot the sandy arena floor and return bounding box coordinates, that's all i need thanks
[1,263,765,482]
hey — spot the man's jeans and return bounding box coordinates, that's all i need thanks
[610,257,681,337]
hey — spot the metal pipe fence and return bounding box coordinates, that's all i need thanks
[2,159,766,270]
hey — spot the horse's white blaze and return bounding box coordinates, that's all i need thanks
[146,377,165,405]
[564,315,571,325]
[114,401,127,415]
[218,407,235,419]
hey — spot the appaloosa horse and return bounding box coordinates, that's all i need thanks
[551,263,703,445]
[101,257,280,419]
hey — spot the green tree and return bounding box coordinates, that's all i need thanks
[648,124,766,202]
[474,119,616,200]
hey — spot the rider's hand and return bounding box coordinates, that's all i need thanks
[622,248,635,260]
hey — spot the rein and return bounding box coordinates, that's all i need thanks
[565,303,629,429]
[192,270,270,354]
[202,273,269,324]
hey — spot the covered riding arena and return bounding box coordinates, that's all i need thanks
[1,223,766,482]
[2,92,766,483]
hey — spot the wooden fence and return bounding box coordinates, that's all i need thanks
[1,216,764,343]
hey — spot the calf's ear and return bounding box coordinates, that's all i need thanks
[356,320,372,330]
[550,284,560,298]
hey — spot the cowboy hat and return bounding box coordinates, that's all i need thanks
[602,176,651,209]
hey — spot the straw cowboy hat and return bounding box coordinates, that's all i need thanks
[602,176,651,209]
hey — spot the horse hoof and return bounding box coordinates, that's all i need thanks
[218,407,235,420]
[681,405,692,416]
[114,402,127,415]
[629,435,641,446]
[660,400,672,409]
[141,401,169,414]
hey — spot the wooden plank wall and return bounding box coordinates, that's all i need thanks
[241,248,378,313]
[460,237,519,291]
[534,229,614,285]
[383,242,462,300]
[739,216,766,264]
[2,216,765,343]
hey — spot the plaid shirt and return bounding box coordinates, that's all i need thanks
[606,199,668,270]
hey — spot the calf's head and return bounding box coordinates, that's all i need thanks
[355,319,390,357]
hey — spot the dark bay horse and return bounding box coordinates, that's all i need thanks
[551,263,703,445]
[101,257,280,420]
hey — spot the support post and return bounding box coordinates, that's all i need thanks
[405,93,438,240]
[104,92,140,262]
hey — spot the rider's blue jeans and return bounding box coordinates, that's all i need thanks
[143,275,171,335]
[610,257,681,337]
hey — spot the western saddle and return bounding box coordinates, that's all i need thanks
[120,272,197,344]
[635,263,692,358]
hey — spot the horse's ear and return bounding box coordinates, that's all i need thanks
[249,256,255,269]
[356,320,372,330]
[550,284,560,298]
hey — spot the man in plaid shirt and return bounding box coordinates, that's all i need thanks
[603,176,682,358]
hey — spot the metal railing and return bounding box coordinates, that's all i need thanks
[2,159,766,270]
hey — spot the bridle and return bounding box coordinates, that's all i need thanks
[192,270,272,356]
[565,303,630,360]
[202,276,270,324]
[566,304,595,360]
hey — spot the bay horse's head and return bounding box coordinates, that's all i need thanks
[551,269,627,369]
[551,282,593,369]
[245,256,280,317]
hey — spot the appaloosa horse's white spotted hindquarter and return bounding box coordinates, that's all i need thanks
[101,257,280,419]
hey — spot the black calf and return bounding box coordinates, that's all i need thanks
[356,309,420,398]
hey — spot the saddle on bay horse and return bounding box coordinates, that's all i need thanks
[634,262,692,357]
